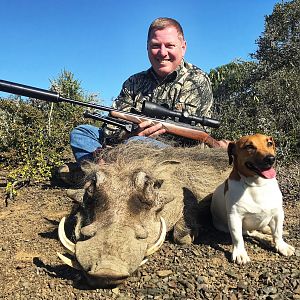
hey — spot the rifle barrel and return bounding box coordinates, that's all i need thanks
[0,79,112,112]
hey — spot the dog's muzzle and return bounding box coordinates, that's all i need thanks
[245,154,276,179]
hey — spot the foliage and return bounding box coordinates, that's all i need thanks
[253,67,300,159]
[209,60,258,140]
[210,0,300,162]
[252,0,300,71]
[0,70,101,199]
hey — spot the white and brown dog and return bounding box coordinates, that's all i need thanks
[211,133,295,264]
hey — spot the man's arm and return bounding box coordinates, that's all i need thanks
[112,75,166,138]
[176,66,214,119]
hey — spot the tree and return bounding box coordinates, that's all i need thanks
[46,70,87,141]
[209,60,259,140]
[253,0,300,71]
[40,70,101,151]
[252,0,300,158]
[210,0,300,160]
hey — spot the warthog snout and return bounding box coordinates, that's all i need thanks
[57,215,166,287]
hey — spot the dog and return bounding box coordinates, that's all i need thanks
[211,133,295,264]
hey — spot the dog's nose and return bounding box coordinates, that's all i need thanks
[263,155,275,166]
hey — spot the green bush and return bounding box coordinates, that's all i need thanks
[0,98,79,196]
[0,71,102,199]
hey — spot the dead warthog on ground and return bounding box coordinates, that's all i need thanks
[57,142,230,288]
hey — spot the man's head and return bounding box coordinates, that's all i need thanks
[147,17,187,79]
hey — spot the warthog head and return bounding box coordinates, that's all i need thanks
[58,165,171,288]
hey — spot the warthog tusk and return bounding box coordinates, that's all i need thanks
[145,217,167,256]
[57,252,81,270]
[58,217,76,254]
[139,258,148,266]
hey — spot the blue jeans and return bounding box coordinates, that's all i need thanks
[70,124,168,162]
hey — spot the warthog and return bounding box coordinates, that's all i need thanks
[57,142,230,287]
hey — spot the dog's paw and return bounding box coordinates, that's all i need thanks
[276,241,295,256]
[232,247,251,264]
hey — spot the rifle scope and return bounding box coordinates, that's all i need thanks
[142,101,220,128]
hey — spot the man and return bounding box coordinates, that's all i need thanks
[59,17,227,184]
[69,17,225,163]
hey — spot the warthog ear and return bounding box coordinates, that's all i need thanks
[153,160,181,178]
[80,160,99,176]
[95,171,106,186]
[84,170,106,196]
[157,160,181,166]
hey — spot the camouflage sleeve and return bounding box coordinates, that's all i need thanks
[112,76,137,112]
[105,76,138,143]
[180,72,213,118]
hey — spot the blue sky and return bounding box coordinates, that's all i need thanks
[1,0,280,105]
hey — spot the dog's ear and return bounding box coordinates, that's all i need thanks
[227,142,236,165]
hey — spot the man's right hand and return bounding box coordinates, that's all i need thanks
[215,139,231,149]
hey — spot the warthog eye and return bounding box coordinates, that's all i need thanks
[153,179,163,189]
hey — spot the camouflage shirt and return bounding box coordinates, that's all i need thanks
[105,59,213,144]
[112,59,213,117]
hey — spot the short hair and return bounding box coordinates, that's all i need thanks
[147,17,185,42]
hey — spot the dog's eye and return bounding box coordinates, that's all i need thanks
[267,141,273,147]
[244,144,255,150]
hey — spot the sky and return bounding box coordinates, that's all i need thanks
[0,0,281,105]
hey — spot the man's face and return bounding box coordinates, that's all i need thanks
[147,26,187,79]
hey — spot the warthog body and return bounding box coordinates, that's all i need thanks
[58,142,230,287]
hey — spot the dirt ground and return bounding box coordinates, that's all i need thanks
[0,168,299,300]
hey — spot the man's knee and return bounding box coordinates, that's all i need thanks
[70,124,99,141]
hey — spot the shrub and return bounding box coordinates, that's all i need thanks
[0,71,102,199]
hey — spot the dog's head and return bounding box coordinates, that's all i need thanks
[228,133,276,179]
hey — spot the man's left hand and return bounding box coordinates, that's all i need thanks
[137,120,166,137]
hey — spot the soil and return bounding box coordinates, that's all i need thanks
[0,166,299,300]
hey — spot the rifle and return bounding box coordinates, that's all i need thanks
[0,79,221,147]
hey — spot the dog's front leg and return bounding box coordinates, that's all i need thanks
[269,212,295,256]
[228,214,250,264]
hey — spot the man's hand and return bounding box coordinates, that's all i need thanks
[216,139,230,149]
[136,120,166,137]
